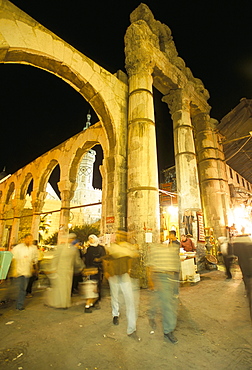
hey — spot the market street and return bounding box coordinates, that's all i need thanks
[1,267,252,370]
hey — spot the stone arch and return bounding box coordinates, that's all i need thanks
[38,159,60,194]
[69,142,101,184]
[0,1,127,154]
[0,1,128,244]
[3,50,117,150]
[20,172,33,200]
[5,182,15,205]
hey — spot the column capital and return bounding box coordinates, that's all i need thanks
[11,198,25,217]
[125,20,155,78]
[57,180,76,202]
[191,112,218,132]
[125,56,154,77]
[31,191,46,213]
[162,89,190,115]
[57,180,75,192]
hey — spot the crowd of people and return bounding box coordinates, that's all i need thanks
[4,228,252,343]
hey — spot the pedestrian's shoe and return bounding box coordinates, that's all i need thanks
[26,293,33,298]
[16,307,25,311]
[85,306,92,313]
[164,332,178,344]
[128,331,141,342]
[113,316,119,325]
[94,302,101,310]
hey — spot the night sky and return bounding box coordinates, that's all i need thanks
[1,0,252,187]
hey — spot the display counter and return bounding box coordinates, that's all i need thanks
[180,252,200,282]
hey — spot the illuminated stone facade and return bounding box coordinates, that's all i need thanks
[0,1,236,248]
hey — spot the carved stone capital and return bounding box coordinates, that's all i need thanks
[191,111,212,132]
[162,89,190,115]
[11,198,25,216]
[31,191,46,213]
[125,22,155,77]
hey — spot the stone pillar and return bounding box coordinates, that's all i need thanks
[58,180,76,244]
[99,161,106,236]
[0,205,6,247]
[163,89,202,238]
[8,198,25,247]
[192,112,230,237]
[126,58,160,245]
[101,154,127,238]
[31,191,46,241]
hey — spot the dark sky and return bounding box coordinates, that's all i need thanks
[1,0,252,185]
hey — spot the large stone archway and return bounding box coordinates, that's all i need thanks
[0,0,128,245]
[0,1,231,249]
[125,4,230,240]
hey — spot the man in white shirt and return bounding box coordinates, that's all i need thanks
[12,233,38,310]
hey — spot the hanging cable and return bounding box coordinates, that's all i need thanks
[225,136,252,162]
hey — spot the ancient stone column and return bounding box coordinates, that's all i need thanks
[8,198,25,247]
[192,112,230,237]
[31,191,46,241]
[0,204,6,247]
[101,154,127,237]
[126,58,160,245]
[163,89,202,238]
[98,161,106,236]
[58,180,76,244]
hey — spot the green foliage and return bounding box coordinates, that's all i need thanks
[44,223,100,245]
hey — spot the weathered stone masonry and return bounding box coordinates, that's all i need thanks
[0,1,230,247]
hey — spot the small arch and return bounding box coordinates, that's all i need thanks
[39,159,60,194]
[20,173,33,200]
[6,182,15,204]
[48,165,61,199]
[69,141,100,183]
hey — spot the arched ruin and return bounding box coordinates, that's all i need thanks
[0,1,230,248]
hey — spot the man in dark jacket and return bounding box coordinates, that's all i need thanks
[232,234,252,320]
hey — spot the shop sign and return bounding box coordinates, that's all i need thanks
[106,216,115,224]
[197,211,205,242]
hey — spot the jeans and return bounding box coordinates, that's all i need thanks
[108,273,136,335]
[148,272,179,334]
[16,276,29,309]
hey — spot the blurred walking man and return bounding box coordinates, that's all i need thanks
[147,230,181,344]
[12,234,38,310]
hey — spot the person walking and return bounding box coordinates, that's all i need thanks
[83,234,106,312]
[147,230,181,344]
[11,234,38,310]
[102,241,141,341]
[218,236,233,279]
[45,233,84,309]
[71,239,85,295]
[26,240,40,297]
[232,234,252,320]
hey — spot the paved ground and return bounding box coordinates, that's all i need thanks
[0,266,252,370]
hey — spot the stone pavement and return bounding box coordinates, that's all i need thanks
[0,267,252,370]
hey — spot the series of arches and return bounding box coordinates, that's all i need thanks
[0,1,231,249]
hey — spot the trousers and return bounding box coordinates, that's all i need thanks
[108,273,136,335]
[16,275,29,309]
[148,271,179,334]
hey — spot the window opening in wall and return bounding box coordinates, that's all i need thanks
[229,168,233,179]
[236,173,240,184]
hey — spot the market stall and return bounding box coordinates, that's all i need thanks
[180,251,200,282]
